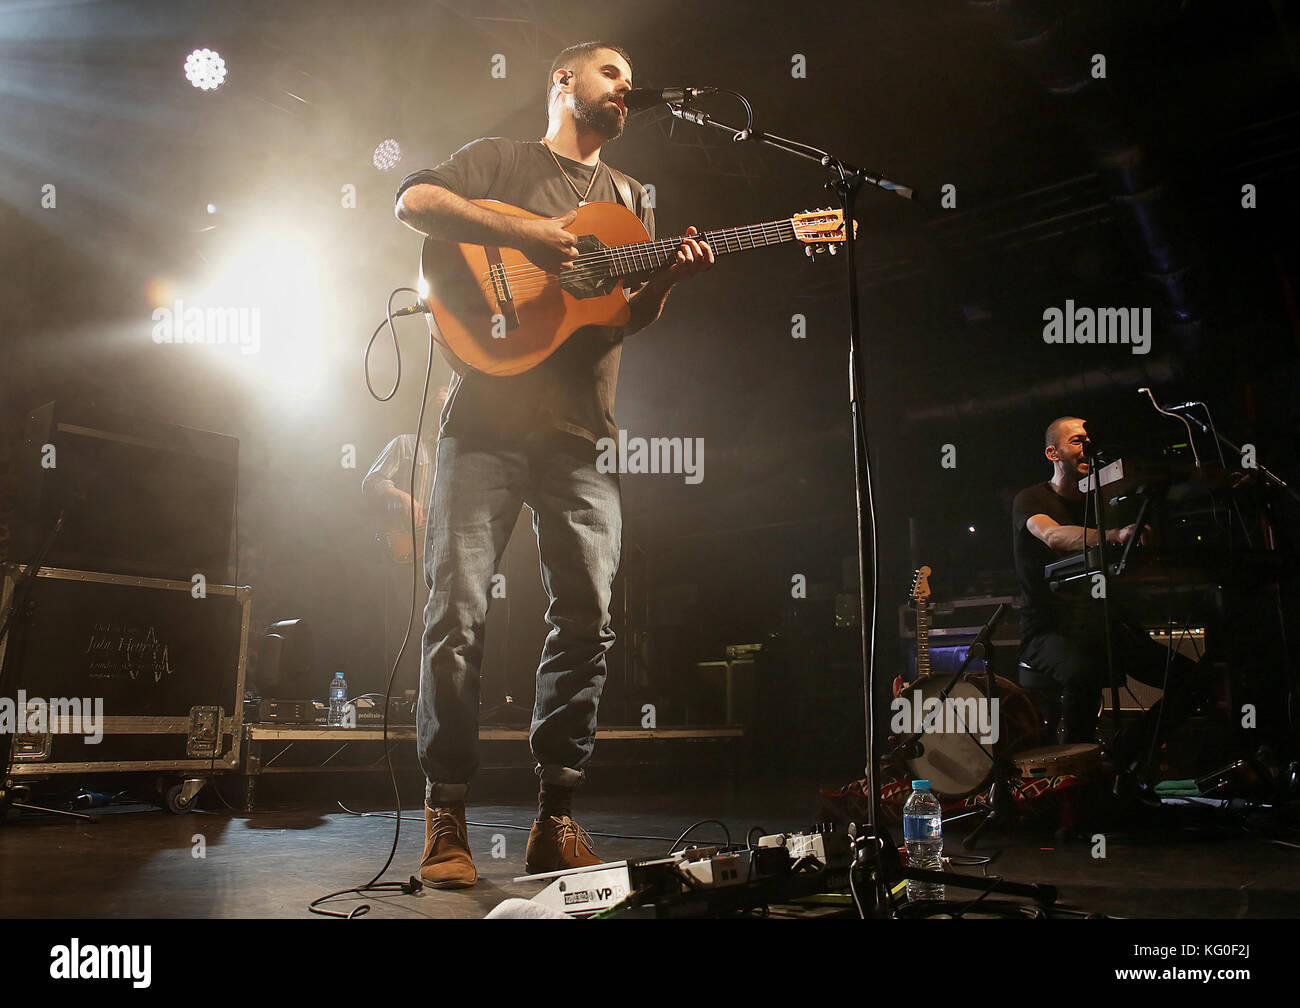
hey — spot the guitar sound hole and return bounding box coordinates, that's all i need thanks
[559,235,620,299]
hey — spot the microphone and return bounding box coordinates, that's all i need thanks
[1137,388,1204,465]
[623,86,718,111]
[1165,402,1210,433]
[1083,439,1126,466]
[1081,424,1119,461]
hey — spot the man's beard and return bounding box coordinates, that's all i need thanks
[573,88,624,139]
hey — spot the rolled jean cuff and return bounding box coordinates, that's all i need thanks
[536,764,585,788]
[426,780,470,806]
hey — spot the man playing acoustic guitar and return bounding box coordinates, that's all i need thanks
[394,41,713,886]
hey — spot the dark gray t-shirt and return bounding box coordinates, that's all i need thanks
[396,138,655,446]
[1012,481,1097,638]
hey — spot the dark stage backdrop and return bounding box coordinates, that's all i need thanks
[2,0,1297,775]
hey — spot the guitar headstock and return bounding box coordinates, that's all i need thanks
[792,207,858,258]
[909,565,932,603]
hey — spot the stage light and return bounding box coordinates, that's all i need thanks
[185,49,227,91]
[145,277,177,310]
[190,225,329,406]
[206,203,217,214]
[968,525,976,533]
[372,138,401,171]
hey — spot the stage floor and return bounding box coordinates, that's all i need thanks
[2,778,1297,919]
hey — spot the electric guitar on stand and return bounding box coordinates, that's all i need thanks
[910,565,933,681]
[417,200,853,376]
[893,564,1042,799]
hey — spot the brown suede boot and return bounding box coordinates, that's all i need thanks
[525,815,604,875]
[419,803,477,888]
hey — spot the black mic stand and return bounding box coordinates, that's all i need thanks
[879,603,1053,898]
[1082,445,1125,749]
[959,607,1027,849]
[666,98,1056,914]
[1191,416,1300,507]
[882,604,1025,851]
[883,605,1007,768]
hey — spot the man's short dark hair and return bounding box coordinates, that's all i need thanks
[1045,415,1083,449]
[547,41,632,111]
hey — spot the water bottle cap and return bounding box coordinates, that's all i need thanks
[334,671,344,678]
[911,780,931,790]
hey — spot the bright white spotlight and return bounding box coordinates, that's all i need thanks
[185,49,228,91]
[206,203,217,214]
[193,228,329,405]
[372,138,401,171]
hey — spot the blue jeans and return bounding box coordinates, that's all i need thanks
[418,434,621,806]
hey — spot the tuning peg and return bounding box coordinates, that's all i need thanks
[827,244,837,255]
[805,245,815,258]
[815,244,826,254]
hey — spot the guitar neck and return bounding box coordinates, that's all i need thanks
[916,600,931,678]
[605,219,798,276]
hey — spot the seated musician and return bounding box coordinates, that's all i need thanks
[1011,415,1204,790]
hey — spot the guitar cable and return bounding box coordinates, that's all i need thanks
[308,287,432,917]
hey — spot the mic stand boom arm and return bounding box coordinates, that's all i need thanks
[668,104,918,202]
[667,99,1050,919]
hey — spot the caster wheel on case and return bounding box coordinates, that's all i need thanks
[164,783,189,814]
[162,777,207,814]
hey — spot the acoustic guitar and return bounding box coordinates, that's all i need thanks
[417,200,852,376]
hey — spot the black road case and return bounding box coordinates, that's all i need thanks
[1,565,250,809]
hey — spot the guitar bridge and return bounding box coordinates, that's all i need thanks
[488,260,513,304]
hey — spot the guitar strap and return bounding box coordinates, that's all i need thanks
[604,164,640,219]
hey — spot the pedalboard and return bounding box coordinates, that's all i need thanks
[517,825,852,917]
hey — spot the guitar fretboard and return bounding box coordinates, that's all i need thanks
[594,220,799,277]
[916,601,931,677]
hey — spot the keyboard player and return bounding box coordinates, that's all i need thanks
[1012,416,1204,788]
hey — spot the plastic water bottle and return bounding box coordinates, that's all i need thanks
[902,779,944,901]
[328,671,348,726]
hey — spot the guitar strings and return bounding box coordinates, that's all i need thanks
[483,220,805,292]
[500,219,798,272]
[468,217,841,302]
[491,220,799,279]
[489,233,790,287]
[492,232,792,296]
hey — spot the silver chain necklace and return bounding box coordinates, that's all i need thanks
[541,139,605,204]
